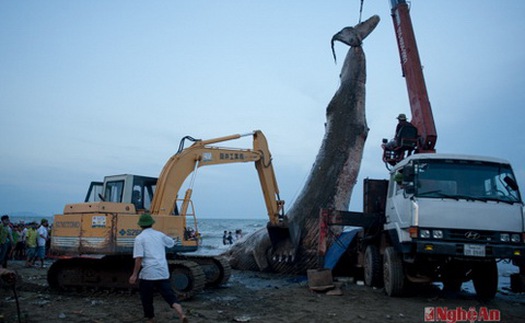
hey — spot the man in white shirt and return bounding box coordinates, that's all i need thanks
[129,214,188,323]
[36,219,49,268]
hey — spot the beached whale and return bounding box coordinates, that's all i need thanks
[224,15,380,274]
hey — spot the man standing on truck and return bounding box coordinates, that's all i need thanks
[384,113,417,149]
[129,213,188,323]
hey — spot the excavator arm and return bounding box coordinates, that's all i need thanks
[150,130,286,227]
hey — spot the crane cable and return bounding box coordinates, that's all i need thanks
[358,0,365,23]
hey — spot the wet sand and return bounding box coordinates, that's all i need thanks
[1,260,524,322]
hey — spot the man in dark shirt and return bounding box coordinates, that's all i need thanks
[395,113,413,135]
[384,113,416,149]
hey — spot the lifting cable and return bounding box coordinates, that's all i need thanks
[358,0,365,23]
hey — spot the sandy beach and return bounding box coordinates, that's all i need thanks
[1,259,525,323]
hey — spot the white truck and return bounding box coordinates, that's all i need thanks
[382,153,524,297]
[319,153,524,299]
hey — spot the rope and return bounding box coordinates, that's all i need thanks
[12,285,22,323]
[358,0,365,23]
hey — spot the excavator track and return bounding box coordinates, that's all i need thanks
[47,257,134,290]
[47,256,207,300]
[179,255,232,288]
[168,259,206,300]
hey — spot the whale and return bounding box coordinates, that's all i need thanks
[224,15,381,274]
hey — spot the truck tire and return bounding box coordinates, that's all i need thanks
[443,280,462,293]
[383,246,405,297]
[472,260,498,300]
[364,245,383,287]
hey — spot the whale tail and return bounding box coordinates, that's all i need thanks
[331,15,380,63]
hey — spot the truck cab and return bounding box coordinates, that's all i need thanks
[384,153,525,297]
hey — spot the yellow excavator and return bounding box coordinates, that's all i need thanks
[48,130,292,299]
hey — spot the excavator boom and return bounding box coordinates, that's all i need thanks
[150,130,285,226]
[150,129,295,254]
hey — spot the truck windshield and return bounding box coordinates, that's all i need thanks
[413,159,522,204]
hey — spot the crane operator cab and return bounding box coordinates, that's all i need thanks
[382,113,419,167]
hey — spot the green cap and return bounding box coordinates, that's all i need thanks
[41,218,48,224]
[137,213,155,227]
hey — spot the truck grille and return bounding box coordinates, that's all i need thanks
[445,229,499,243]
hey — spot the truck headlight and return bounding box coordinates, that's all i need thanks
[511,234,521,243]
[420,230,431,238]
[432,230,443,239]
[500,233,510,242]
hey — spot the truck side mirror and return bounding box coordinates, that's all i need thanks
[404,183,415,195]
[504,176,519,191]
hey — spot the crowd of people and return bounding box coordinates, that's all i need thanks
[0,214,51,269]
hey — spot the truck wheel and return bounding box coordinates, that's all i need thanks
[443,280,462,293]
[383,246,405,297]
[364,245,383,287]
[472,260,498,300]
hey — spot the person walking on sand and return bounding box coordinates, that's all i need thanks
[129,213,188,323]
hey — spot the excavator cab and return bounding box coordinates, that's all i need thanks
[84,174,157,211]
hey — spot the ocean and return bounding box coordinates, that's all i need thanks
[9,215,267,256]
[189,218,267,255]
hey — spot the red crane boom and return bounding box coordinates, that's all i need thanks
[391,0,437,152]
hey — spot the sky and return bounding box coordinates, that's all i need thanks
[1,1,525,220]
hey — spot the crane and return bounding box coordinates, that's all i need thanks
[382,0,437,166]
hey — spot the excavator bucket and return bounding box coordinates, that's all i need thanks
[266,219,301,261]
